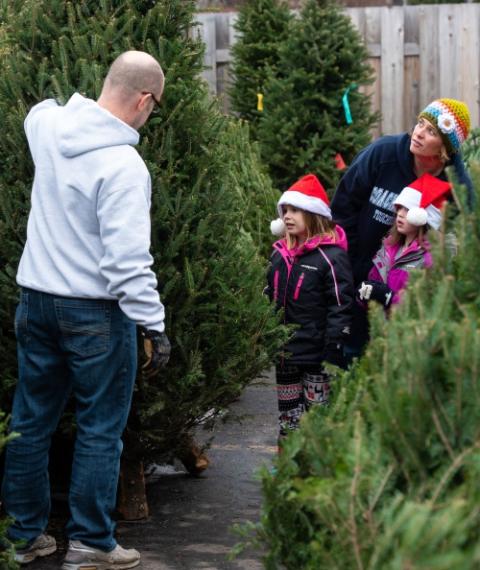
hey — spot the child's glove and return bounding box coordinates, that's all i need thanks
[140,327,171,378]
[357,280,393,308]
[323,342,345,369]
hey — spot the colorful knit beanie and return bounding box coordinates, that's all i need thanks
[418,98,471,155]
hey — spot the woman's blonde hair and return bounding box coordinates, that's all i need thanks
[438,144,449,163]
[285,208,337,249]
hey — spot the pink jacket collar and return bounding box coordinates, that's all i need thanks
[274,225,348,258]
[383,235,430,259]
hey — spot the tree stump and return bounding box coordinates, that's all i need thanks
[178,438,210,477]
[117,458,149,521]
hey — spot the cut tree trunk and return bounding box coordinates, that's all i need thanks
[178,437,210,477]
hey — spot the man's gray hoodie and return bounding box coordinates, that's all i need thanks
[17,93,165,332]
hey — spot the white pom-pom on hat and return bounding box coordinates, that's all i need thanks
[394,174,453,231]
[406,207,428,227]
[270,217,285,236]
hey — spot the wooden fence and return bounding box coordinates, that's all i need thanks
[194,4,480,137]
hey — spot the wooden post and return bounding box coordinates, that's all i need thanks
[117,458,149,521]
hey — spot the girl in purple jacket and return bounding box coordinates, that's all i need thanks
[357,173,452,309]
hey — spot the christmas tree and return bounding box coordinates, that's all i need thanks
[462,127,480,166]
[0,413,17,568]
[0,0,286,467]
[229,0,291,137]
[257,0,378,192]
[255,171,480,568]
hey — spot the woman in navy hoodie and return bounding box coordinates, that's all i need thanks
[267,174,354,443]
[331,98,472,360]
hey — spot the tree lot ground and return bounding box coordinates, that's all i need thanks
[30,371,278,570]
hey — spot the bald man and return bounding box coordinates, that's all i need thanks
[2,51,168,569]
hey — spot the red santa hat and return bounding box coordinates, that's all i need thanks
[393,173,452,231]
[270,174,331,236]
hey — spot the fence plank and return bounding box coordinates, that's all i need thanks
[418,5,439,109]
[228,12,239,46]
[381,7,405,134]
[404,5,419,45]
[403,55,420,131]
[195,13,217,95]
[349,7,365,36]
[365,57,382,139]
[215,12,231,50]
[438,5,458,100]
[457,4,480,126]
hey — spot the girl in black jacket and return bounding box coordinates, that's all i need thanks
[267,174,354,443]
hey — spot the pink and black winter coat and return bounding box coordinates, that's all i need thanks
[368,236,432,306]
[265,227,354,365]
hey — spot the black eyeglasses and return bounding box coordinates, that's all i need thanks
[142,91,161,114]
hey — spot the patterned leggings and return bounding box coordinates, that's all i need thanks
[276,363,330,439]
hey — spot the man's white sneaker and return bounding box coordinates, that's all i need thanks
[61,540,141,570]
[14,533,57,564]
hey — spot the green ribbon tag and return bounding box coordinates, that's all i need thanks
[342,83,357,125]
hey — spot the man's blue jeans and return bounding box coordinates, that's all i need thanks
[2,287,137,552]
